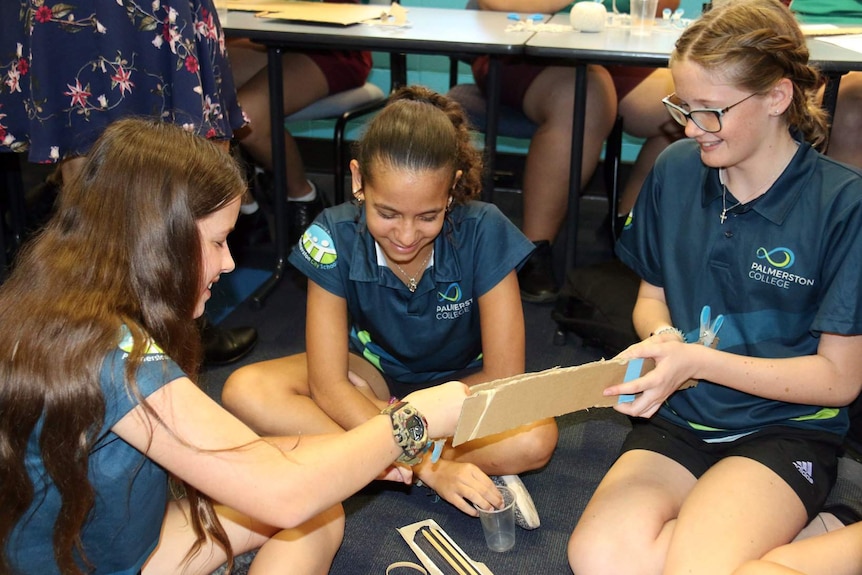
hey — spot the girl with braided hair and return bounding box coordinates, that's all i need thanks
[568,1,862,573]
[223,85,558,528]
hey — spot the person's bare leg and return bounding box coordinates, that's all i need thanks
[616,68,681,215]
[664,457,807,575]
[143,499,344,575]
[617,133,677,215]
[824,71,862,169]
[520,64,616,242]
[222,353,389,436]
[222,354,345,435]
[230,43,327,199]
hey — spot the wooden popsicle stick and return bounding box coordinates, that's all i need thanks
[427,527,482,575]
[420,528,468,575]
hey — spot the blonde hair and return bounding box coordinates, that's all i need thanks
[671,0,829,149]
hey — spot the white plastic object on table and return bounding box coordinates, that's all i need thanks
[570,0,608,32]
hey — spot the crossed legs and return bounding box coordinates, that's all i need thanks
[568,450,808,575]
[143,498,344,575]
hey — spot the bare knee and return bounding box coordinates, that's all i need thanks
[221,362,294,416]
[569,522,649,575]
[513,419,559,470]
[222,364,259,413]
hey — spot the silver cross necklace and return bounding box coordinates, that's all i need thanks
[391,247,433,292]
[718,166,781,225]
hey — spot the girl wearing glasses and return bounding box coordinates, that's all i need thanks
[568,1,862,574]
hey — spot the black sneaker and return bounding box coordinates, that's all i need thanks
[517,240,559,303]
[287,193,325,247]
[492,475,541,530]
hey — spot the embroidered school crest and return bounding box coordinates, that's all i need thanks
[300,224,338,268]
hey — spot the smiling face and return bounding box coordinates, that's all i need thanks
[671,60,775,171]
[351,159,457,267]
[194,197,241,318]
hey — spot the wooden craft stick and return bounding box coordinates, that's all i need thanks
[428,526,482,575]
[420,528,468,575]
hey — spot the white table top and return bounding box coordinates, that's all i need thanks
[222,6,539,56]
[526,13,862,73]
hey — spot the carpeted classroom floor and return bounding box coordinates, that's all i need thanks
[202,186,625,574]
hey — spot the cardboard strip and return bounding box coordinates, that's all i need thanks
[452,357,697,446]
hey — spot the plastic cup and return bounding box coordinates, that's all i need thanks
[474,486,516,552]
[630,0,659,35]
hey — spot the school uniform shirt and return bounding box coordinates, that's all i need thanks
[8,326,185,574]
[617,138,862,442]
[290,201,534,386]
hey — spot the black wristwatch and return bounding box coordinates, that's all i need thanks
[381,401,430,465]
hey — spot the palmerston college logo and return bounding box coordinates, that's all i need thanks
[436,282,473,321]
[748,246,814,290]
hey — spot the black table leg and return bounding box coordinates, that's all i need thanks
[249,46,288,309]
[481,56,502,203]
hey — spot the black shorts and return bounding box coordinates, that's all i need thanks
[621,417,842,520]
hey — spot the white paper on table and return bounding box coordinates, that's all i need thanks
[815,33,862,55]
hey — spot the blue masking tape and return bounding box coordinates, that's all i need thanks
[430,439,445,463]
[529,13,543,21]
[507,12,520,20]
[618,357,644,404]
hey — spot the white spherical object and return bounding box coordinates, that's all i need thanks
[570,1,607,32]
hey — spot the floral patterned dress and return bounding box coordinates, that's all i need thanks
[0,0,246,163]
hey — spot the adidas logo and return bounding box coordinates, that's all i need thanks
[793,460,814,484]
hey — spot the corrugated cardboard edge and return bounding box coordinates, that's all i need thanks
[251,2,392,25]
[453,357,693,446]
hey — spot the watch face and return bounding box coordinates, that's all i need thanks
[407,415,425,441]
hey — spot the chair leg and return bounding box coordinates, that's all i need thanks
[334,115,347,205]
[603,116,624,242]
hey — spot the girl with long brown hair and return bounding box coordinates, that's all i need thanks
[0,117,468,575]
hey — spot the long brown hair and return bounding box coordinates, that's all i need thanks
[0,118,245,574]
[671,0,829,149]
[353,85,484,204]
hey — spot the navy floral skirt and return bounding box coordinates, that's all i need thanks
[0,0,246,163]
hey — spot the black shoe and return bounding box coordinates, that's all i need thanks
[518,240,559,303]
[287,194,325,247]
[231,208,272,248]
[200,318,258,366]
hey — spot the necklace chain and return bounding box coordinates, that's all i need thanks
[718,165,782,225]
[392,247,433,293]
[720,184,742,224]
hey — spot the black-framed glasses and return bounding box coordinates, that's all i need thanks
[662,92,759,133]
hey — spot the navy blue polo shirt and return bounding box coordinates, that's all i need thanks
[9,327,185,574]
[617,139,862,440]
[290,201,534,386]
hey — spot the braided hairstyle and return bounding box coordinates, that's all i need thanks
[671,0,829,149]
[352,85,484,204]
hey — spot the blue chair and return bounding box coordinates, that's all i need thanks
[284,76,388,206]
